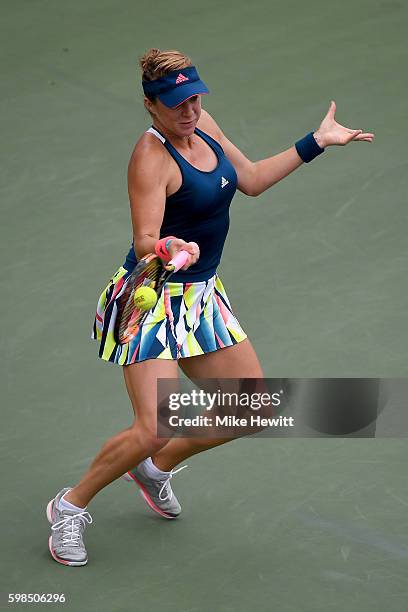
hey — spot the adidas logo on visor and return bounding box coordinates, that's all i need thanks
[176,73,189,84]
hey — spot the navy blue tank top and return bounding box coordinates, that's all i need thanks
[123,124,238,281]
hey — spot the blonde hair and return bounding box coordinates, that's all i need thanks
[140,48,192,101]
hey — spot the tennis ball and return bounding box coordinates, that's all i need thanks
[134,286,157,311]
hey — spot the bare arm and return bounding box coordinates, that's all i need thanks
[199,105,374,198]
[127,137,200,267]
[198,109,304,196]
[127,139,168,259]
[220,133,304,196]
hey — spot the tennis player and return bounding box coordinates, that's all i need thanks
[46,48,374,566]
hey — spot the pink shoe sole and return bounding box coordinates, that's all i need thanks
[122,472,178,520]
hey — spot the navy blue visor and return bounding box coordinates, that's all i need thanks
[142,66,209,108]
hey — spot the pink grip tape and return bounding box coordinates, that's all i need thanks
[166,250,190,272]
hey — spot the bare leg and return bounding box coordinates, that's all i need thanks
[152,338,264,471]
[64,359,178,508]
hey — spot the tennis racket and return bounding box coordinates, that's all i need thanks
[114,250,190,344]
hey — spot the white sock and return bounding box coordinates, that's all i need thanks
[141,457,171,480]
[58,491,86,512]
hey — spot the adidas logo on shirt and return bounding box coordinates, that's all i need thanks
[221,176,229,188]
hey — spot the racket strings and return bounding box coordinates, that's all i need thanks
[116,258,163,342]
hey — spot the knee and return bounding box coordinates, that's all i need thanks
[128,423,168,454]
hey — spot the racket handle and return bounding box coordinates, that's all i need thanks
[165,250,190,272]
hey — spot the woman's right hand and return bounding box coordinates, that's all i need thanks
[167,238,200,270]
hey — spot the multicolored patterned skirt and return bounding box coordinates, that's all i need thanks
[91,266,247,365]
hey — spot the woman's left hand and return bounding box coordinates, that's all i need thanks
[313,100,375,148]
